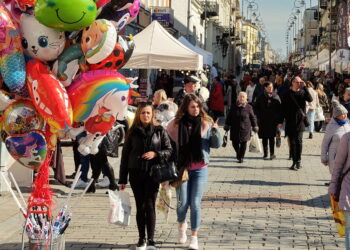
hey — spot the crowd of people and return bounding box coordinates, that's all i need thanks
[58,63,350,249]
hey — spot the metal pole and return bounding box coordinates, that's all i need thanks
[186,0,191,37]
[329,1,332,74]
[317,0,320,61]
[204,0,207,50]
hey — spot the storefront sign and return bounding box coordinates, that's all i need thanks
[151,7,174,28]
[339,1,348,49]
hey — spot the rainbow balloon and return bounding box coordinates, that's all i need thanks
[67,70,130,123]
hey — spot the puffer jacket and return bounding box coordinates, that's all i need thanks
[118,125,173,184]
[329,132,350,211]
[321,119,350,174]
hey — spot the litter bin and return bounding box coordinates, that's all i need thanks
[28,234,65,250]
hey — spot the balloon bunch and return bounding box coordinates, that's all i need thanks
[0,0,140,241]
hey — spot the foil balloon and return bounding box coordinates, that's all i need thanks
[52,43,85,87]
[34,0,98,31]
[0,3,27,96]
[5,130,47,171]
[20,14,66,62]
[2,100,44,135]
[67,70,130,155]
[81,19,117,65]
[15,0,36,11]
[26,59,73,132]
[88,35,134,71]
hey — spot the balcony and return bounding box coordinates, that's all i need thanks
[200,0,219,19]
[320,0,327,9]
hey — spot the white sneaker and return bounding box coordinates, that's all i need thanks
[97,176,110,188]
[188,236,198,250]
[74,178,88,189]
[136,243,146,250]
[178,222,187,244]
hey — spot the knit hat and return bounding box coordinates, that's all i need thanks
[332,100,348,118]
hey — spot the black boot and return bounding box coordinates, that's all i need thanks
[309,132,313,139]
[105,165,119,191]
[87,180,96,193]
[289,162,297,171]
[296,162,302,169]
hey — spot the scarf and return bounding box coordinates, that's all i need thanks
[178,114,203,168]
[334,118,349,126]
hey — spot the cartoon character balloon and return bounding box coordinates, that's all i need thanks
[2,100,44,136]
[67,70,130,155]
[20,14,66,62]
[88,35,134,71]
[81,19,116,64]
[0,3,27,96]
[34,0,98,31]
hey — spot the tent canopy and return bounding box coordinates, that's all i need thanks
[178,36,213,66]
[124,21,203,70]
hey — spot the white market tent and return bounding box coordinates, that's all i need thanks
[178,36,213,67]
[124,21,203,70]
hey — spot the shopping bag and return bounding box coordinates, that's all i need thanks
[108,190,131,226]
[315,106,325,122]
[156,182,173,223]
[249,132,262,153]
[330,195,345,237]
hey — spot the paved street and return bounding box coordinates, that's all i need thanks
[0,129,344,249]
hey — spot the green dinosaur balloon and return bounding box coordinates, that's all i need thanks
[34,0,98,31]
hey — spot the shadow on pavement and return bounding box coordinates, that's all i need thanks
[0,242,130,250]
[216,180,324,187]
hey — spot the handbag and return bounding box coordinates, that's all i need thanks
[290,93,309,127]
[222,131,228,147]
[334,167,350,202]
[170,167,189,188]
[151,161,178,183]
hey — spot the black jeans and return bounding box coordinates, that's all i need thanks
[129,170,159,241]
[262,137,275,157]
[232,140,247,160]
[90,149,117,189]
[314,121,324,132]
[289,132,303,163]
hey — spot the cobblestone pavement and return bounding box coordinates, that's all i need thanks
[0,130,344,249]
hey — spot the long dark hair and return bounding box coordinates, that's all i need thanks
[174,94,213,125]
[126,104,158,139]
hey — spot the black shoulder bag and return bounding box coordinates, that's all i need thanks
[335,167,350,202]
[290,93,310,127]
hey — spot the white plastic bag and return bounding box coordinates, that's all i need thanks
[249,132,262,153]
[108,190,131,226]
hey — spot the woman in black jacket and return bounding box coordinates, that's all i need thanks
[119,103,173,250]
[225,92,258,163]
[254,82,283,160]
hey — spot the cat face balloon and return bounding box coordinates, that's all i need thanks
[20,14,66,62]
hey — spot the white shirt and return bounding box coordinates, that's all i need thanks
[246,85,256,103]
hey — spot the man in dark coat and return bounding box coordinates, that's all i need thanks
[281,76,313,170]
[254,82,283,160]
[174,75,208,111]
[252,77,266,104]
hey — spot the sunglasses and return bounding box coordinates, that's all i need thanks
[138,101,153,106]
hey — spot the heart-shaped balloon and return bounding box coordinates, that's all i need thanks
[5,130,47,171]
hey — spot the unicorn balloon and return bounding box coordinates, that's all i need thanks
[67,70,130,155]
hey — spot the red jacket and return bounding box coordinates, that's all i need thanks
[209,83,224,112]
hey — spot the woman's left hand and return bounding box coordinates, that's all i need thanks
[212,119,219,130]
[142,151,157,160]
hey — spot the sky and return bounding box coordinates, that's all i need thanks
[250,0,319,58]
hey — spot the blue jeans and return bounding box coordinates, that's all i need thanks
[345,211,350,250]
[307,110,316,133]
[176,167,208,231]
